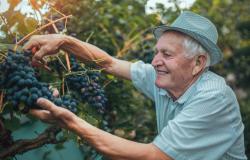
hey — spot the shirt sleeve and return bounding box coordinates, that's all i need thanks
[153,90,241,160]
[130,61,156,100]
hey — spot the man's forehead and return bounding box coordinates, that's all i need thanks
[156,32,185,48]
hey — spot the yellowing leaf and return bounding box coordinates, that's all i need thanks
[8,0,21,7]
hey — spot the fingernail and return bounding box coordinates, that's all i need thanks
[37,98,44,104]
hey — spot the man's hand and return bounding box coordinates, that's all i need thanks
[31,98,172,160]
[23,34,66,66]
[30,98,77,130]
[23,34,132,80]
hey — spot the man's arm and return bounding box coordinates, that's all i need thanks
[71,116,172,160]
[24,34,132,80]
[62,36,132,80]
[31,98,172,160]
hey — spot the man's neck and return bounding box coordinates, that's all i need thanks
[168,70,205,101]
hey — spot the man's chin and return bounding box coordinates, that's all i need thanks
[155,79,169,89]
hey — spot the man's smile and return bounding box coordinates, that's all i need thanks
[156,69,169,75]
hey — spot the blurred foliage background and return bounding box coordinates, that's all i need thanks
[0,0,249,159]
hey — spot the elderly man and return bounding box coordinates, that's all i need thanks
[24,11,247,160]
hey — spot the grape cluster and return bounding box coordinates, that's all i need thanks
[54,95,78,113]
[0,50,78,113]
[65,56,107,113]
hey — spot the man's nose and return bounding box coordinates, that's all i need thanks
[151,54,163,67]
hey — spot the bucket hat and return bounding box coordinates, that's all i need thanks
[153,11,222,65]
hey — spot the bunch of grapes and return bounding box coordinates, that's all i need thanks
[0,50,78,113]
[65,56,107,113]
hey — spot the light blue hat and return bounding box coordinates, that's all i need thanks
[153,11,222,65]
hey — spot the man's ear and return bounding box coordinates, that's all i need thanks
[192,55,207,76]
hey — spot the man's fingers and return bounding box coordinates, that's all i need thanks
[32,47,47,61]
[31,60,44,68]
[30,109,50,118]
[29,109,56,124]
[36,98,58,112]
[31,47,48,68]
[23,39,40,51]
[23,42,35,50]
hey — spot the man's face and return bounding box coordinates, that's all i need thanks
[151,31,196,95]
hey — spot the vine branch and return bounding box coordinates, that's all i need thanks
[14,14,72,50]
[0,126,63,159]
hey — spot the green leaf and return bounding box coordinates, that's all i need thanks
[4,115,21,131]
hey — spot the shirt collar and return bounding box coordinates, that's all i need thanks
[159,88,168,96]
[175,78,199,104]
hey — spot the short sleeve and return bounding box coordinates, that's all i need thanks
[130,61,156,100]
[153,91,241,160]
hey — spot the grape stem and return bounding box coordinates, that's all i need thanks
[0,92,4,112]
[64,70,88,77]
[44,17,71,72]
[56,55,68,71]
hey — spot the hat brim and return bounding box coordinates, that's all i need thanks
[153,26,223,66]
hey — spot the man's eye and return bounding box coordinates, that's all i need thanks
[163,52,170,57]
